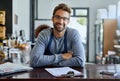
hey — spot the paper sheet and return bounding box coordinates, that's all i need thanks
[45,67,82,77]
[0,62,33,75]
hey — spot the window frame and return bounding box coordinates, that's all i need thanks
[71,7,89,62]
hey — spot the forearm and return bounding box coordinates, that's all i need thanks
[30,49,64,67]
[58,56,85,67]
[30,54,55,67]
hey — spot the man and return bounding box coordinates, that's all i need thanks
[30,3,85,67]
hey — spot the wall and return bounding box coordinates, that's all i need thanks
[12,0,30,40]
[35,0,120,62]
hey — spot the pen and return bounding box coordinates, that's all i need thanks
[54,75,84,79]
[61,74,84,78]
[100,71,117,76]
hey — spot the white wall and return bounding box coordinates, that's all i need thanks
[117,1,120,28]
[12,0,30,40]
[35,0,120,62]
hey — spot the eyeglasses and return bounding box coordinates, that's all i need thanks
[53,15,69,21]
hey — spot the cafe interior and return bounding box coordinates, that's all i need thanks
[0,0,120,79]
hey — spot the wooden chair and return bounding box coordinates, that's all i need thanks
[35,24,50,38]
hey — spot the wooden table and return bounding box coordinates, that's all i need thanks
[0,64,120,80]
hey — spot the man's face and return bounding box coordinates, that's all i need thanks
[52,9,70,32]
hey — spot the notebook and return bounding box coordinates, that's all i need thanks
[0,62,33,76]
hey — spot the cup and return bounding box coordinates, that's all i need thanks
[9,48,22,64]
[11,52,21,64]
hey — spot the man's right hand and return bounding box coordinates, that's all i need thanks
[62,51,73,60]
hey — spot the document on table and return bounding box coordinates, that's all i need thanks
[45,67,82,77]
[0,62,33,76]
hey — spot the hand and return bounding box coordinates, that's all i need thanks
[62,51,73,60]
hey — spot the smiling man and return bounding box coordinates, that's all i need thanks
[30,3,86,67]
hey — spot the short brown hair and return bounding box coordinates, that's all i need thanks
[53,3,71,16]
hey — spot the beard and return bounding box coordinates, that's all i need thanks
[53,22,66,32]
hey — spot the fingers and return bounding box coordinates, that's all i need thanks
[62,51,73,60]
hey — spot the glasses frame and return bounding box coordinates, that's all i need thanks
[53,15,69,21]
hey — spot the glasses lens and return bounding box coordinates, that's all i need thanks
[54,15,69,21]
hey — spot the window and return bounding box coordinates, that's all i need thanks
[68,8,89,62]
